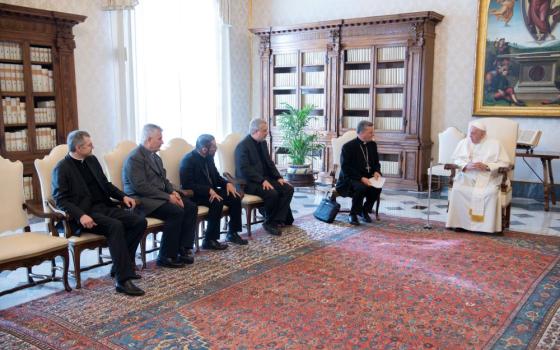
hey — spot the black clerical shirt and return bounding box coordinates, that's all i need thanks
[71,157,108,205]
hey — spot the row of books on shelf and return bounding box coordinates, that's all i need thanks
[274,94,298,109]
[302,52,324,66]
[0,63,24,92]
[31,65,54,92]
[0,42,22,60]
[375,117,402,131]
[30,47,52,63]
[23,176,33,201]
[5,129,29,151]
[274,115,325,129]
[274,73,297,87]
[342,116,369,129]
[302,71,324,87]
[36,127,57,150]
[377,46,406,61]
[4,127,57,151]
[377,68,405,85]
[347,48,371,63]
[35,100,56,123]
[274,53,298,67]
[380,160,399,175]
[344,93,370,110]
[344,69,370,85]
[376,93,404,110]
[274,52,325,67]
[302,93,325,109]
[2,97,26,124]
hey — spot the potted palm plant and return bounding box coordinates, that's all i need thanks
[277,103,324,186]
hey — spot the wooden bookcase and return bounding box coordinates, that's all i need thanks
[0,4,85,202]
[251,12,443,190]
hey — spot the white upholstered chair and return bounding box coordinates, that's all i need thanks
[328,130,381,220]
[159,138,215,252]
[0,156,71,296]
[445,118,518,230]
[427,127,465,189]
[34,144,110,289]
[217,133,265,236]
[103,141,165,268]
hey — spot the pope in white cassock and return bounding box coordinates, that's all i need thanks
[446,121,511,233]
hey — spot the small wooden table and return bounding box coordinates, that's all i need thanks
[515,151,559,211]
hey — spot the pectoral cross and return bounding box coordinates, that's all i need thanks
[365,164,371,173]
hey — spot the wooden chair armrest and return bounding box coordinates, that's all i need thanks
[46,199,71,220]
[443,163,458,188]
[23,201,65,220]
[498,165,513,192]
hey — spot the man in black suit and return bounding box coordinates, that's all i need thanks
[123,124,196,269]
[180,134,248,249]
[336,120,382,225]
[52,130,147,296]
[235,118,294,236]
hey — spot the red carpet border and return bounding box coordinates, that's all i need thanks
[0,215,559,349]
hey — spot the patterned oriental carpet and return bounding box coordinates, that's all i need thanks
[1,215,559,349]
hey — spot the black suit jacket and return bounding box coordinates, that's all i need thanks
[234,135,281,185]
[179,150,227,201]
[336,138,381,193]
[52,154,126,235]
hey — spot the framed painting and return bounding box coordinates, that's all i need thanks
[473,0,560,117]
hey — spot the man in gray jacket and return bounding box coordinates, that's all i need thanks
[123,124,197,268]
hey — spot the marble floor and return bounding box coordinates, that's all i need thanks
[1,188,559,310]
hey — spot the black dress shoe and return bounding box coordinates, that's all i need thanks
[156,257,186,268]
[262,223,281,236]
[178,247,195,264]
[226,232,248,245]
[115,279,145,296]
[360,212,373,223]
[349,214,360,225]
[202,239,228,250]
[110,271,141,279]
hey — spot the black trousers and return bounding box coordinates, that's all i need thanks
[246,178,294,226]
[345,180,381,215]
[87,203,147,283]
[150,198,197,258]
[194,189,242,240]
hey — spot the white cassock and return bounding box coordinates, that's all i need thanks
[446,136,511,233]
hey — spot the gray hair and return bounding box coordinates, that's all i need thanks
[140,123,163,144]
[196,134,215,150]
[67,130,90,152]
[249,118,267,135]
[357,120,374,134]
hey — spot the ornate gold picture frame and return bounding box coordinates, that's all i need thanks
[473,0,560,117]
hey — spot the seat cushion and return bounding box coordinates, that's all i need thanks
[427,164,451,177]
[242,194,264,205]
[146,217,164,228]
[197,206,209,216]
[0,232,68,265]
[67,233,107,244]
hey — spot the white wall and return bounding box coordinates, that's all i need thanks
[3,0,120,157]
[249,0,560,182]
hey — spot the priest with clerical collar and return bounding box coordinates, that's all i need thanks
[336,120,382,225]
[446,120,511,233]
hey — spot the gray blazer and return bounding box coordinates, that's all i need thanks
[122,145,175,215]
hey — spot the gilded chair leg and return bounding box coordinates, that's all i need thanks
[140,236,147,269]
[97,246,103,265]
[62,251,71,292]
